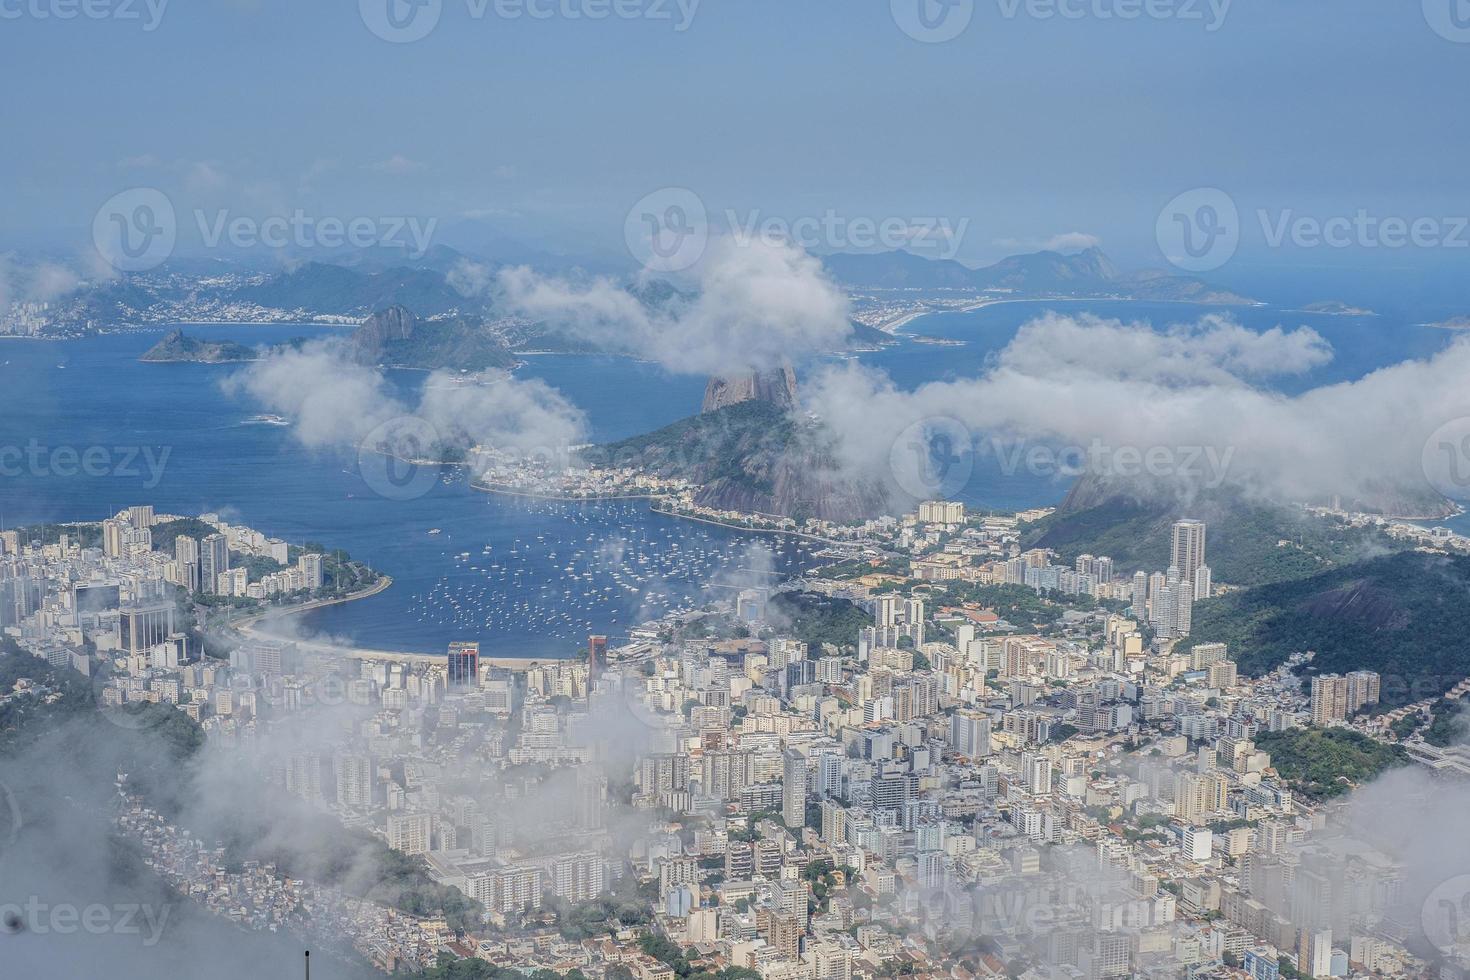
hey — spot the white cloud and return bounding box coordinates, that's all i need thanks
[993,231,1102,253]
[806,312,1469,508]
[495,236,853,376]
[223,339,587,462]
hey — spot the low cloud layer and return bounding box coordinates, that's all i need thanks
[495,236,853,376]
[807,311,1470,508]
[224,339,587,465]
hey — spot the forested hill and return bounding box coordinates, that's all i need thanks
[1179,551,1470,703]
[1021,493,1401,588]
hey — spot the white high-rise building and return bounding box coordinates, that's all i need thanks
[782,748,808,828]
[335,753,373,809]
[298,552,325,590]
[1171,519,1207,583]
[552,852,606,902]
[950,709,992,759]
[1193,565,1213,600]
[387,812,432,855]
[175,535,201,592]
[875,595,899,627]
[200,533,229,596]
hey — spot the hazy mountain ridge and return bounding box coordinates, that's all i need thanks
[824,246,1257,304]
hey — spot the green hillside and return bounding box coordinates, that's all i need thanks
[1180,551,1470,702]
[1021,492,1400,587]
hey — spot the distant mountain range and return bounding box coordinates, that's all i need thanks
[23,242,1261,339]
[823,246,1257,305]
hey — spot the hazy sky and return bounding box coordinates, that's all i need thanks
[3,0,1469,271]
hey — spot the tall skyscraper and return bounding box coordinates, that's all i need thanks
[447,641,480,688]
[1310,675,1352,725]
[335,753,373,809]
[102,519,127,558]
[200,533,229,595]
[1171,519,1207,582]
[782,748,808,829]
[127,505,155,529]
[588,634,607,688]
[1193,565,1213,600]
[175,535,200,592]
[298,552,325,590]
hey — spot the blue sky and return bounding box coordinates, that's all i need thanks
[3,0,1469,277]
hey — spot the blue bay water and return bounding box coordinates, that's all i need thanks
[0,296,1457,655]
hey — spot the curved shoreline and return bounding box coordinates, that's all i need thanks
[470,479,854,547]
[231,574,394,633]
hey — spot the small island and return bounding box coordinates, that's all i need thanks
[1301,301,1377,316]
[140,328,260,363]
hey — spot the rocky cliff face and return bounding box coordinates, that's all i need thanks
[352,304,418,354]
[348,305,516,371]
[590,400,887,522]
[702,366,799,414]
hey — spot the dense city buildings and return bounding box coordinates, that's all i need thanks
[0,501,1459,979]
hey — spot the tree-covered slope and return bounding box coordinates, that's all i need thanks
[1181,551,1470,701]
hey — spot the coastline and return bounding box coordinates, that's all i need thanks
[232,573,395,633]
[471,478,856,547]
[234,574,553,669]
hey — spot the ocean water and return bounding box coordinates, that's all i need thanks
[0,326,815,659]
[0,296,1457,655]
